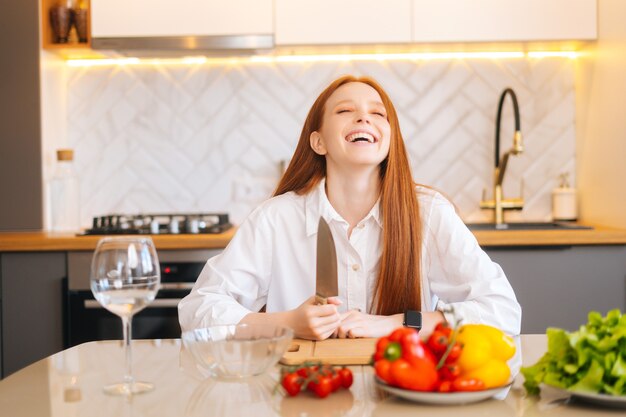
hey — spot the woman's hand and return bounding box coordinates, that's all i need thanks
[285,296,342,340]
[335,311,403,338]
[336,310,446,338]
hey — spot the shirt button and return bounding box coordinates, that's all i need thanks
[352,264,360,272]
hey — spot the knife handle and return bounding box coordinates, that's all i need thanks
[315,295,328,305]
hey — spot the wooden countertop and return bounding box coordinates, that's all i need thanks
[1,224,626,252]
[471,224,626,247]
[0,228,236,252]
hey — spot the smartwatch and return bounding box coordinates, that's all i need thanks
[403,310,422,330]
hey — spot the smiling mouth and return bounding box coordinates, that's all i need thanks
[346,132,377,143]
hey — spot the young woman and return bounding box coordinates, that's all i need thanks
[178,75,521,340]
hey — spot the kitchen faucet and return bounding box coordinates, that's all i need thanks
[480,88,524,225]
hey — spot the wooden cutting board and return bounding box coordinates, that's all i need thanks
[280,338,377,365]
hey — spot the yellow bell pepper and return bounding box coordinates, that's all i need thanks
[455,324,515,388]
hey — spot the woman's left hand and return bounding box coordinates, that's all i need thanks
[335,310,446,338]
[335,311,402,338]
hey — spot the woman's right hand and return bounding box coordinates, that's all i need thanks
[286,296,342,340]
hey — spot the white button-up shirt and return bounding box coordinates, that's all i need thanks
[179,180,522,335]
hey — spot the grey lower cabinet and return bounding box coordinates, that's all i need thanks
[0,252,66,378]
[486,246,626,334]
[0,246,624,377]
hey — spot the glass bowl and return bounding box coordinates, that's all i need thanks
[181,324,293,379]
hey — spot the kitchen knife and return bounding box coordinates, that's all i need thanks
[315,217,338,305]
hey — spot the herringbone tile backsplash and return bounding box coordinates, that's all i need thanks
[66,57,575,225]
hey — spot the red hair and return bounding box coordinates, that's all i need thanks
[274,75,422,315]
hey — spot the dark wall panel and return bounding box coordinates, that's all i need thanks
[0,0,43,230]
[1,252,66,377]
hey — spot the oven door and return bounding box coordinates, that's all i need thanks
[66,249,219,348]
[66,288,188,347]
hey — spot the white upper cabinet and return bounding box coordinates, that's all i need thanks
[91,0,273,38]
[275,0,413,45]
[412,0,597,42]
[90,0,596,48]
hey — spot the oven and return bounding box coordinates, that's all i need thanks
[65,249,220,348]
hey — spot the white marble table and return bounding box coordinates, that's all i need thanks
[0,335,622,416]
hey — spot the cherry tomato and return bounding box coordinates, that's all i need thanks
[384,342,402,361]
[444,342,463,364]
[434,321,453,337]
[427,330,449,355]
[438,363,461,381]
[310,375,333,398]
[296,367,310,378]
[437,380,453,393]
[281,373,302,396]
[390,358,439,392]
[338,367,353,389]
[329,371,341,392]
[451,377,486,392]
[374,358,393,384]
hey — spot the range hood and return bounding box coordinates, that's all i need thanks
[91,34,274,56]
[90,0,275,56]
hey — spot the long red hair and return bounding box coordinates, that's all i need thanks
[274,75,422,315]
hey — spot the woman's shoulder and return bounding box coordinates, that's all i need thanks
[249,191,306,222]
[414,185,461,233]
[415,185,453,209]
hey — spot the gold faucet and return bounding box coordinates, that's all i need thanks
[480,88,524,225]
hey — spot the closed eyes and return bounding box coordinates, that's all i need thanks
[335,108,386,117]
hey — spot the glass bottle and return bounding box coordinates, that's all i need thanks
[50,149,81,232]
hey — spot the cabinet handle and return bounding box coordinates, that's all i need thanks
[160,283,194,290]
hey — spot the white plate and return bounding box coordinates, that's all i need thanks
[544,385,626,409]
[375,377,511,405]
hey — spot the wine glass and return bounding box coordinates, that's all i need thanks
[90,237,161,395]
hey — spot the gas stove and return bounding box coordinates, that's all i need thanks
[81,213,232,235]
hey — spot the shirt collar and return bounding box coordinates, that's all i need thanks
[305,178,383,236]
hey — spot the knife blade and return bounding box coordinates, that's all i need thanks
[315,217,338,305]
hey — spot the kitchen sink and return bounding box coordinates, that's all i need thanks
[465,222,593,231]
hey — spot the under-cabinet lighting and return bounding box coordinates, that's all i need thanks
[66,56,212,67]
[66,57,140,67]
[251,51,526,62]
[66,51,579,67]
[527,51,579,59]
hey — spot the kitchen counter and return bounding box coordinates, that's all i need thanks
[470,224,626,246]
[0,229,236,252]
[0,334,623,416]
[1,225,626,251]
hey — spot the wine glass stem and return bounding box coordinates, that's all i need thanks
[122,316,134,388]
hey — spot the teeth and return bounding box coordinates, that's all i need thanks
[346,132,375,143]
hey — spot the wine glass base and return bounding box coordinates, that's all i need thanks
[103,381,154,396]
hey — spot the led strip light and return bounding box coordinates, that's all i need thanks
[66,51,580,67]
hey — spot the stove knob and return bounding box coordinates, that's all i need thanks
[150,219,160,234]
[169,219,180,234]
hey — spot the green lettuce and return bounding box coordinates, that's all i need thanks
[522,309,626,396]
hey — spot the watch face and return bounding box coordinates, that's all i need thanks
[405,310,422,329]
